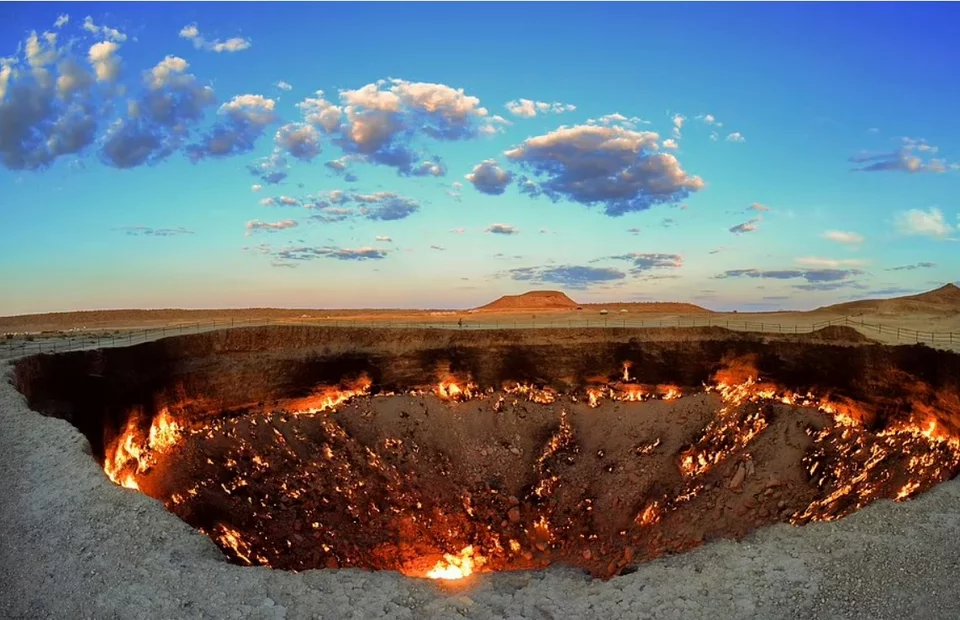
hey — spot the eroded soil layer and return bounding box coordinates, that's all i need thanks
[12,325,960,578]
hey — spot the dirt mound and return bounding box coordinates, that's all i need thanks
[475,290,578,312]
[821,283,960,315]
[803,325,872,342]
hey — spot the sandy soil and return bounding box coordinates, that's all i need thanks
[4,360,960,619]
[2,308,957,362]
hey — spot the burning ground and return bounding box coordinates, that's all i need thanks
[12,326,960,583]
[101,366,960,580]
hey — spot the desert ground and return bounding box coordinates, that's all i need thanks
[2,286,960,619]
[2,286,959,358]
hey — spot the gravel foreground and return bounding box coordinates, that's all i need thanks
[2,362,959,620]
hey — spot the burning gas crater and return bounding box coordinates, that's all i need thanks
[102,361,960,581]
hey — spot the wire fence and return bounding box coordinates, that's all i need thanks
[1,314,957,360]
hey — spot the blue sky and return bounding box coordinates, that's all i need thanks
[1,2,958,315]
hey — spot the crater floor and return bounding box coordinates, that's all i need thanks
[5,326,960,618]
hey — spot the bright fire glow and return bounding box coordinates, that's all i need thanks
[425,545,484,580]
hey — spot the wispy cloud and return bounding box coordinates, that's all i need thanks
[245,219,298,236]
[505,98,576,118]
[886,261,936,271]
[729,218,760,234]
[506,265,626,289]
[606,252,683,275]
[823,230,864,245]
[115,226,194,237]
[849,137,950,173]
[179,23,251,53]
[274,245,388,261]
[794,257,867,268]
[715,268,863,283]
[895,207,957,239]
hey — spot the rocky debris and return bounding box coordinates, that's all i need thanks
[729,463,747,490]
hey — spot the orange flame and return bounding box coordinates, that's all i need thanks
[103,408,184,490]
[435,380,479,401]
[290,376,372,414]
[425,545,485,580]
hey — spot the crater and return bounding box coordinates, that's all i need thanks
[12,325,960,580]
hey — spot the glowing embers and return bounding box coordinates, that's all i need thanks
[795,412,960,523]
[96,361,960,580]
[286,375,372,414]
[584,383,683,408]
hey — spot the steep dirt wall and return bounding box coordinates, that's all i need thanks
[12,325,960,457]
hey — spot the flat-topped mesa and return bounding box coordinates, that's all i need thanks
[472,290,712,314]
[474,290,578,312]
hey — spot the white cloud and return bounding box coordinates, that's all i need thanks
[54,14,70,28]
[245,219,298,235]
[83,16,127,42]
[274,122,321,161]
[465,159,513,195]
[896,207,955,239]
[275,81,292,91]
[696,113,721,126]
[662,139,678,150]
[375,235,392,242]
[505,98,576,118]
[88,41,120,82]
[795,257,868,268]
[179,23,251,53]
[726,132,746,143]
[252,184,262,192]
[823,230,864,245]
[749,202,771,212]
[297,90,342,132]
[671,113,685,139]
[334,78,489,172]
[505,124,703,216]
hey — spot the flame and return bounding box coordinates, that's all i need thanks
[425,545,484,580]
[435,380,479,401]
[290,376,372,414]
[215,524,258,566]
[502,382,557,404]
[147,408,181,452]
[103,408,184,490]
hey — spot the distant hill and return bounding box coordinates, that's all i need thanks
[473,291,712,314]
[474,291,578,312]
[819,283,960,315]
